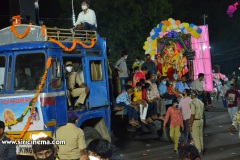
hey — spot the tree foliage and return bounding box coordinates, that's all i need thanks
[53,0,173,60]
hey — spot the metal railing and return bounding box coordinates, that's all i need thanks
[46,27,97,42]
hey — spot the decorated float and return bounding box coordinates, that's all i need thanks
[143,18,213,92]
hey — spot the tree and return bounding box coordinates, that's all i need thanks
[54,0,172,61]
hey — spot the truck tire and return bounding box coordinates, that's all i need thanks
[83,127,102,146]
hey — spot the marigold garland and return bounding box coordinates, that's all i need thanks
[49,38,95,52]
[10,23,32,39]
[5,105,31,127]
[41,25,46,37]
[16,57,52,140]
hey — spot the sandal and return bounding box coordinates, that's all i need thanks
[157,116,165,121]
[113,106,124,111]
[129,121,137,127]
[146,117,153,123]
[141,119,147,124]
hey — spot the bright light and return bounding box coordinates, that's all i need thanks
[202,45,207,50]
[31,134,38,140]
[30,132,48,140]
[202,44,211,50]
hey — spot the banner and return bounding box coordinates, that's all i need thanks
[191,25,213,92]
[0,95,44,131]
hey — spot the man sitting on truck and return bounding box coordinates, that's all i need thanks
[116,85,140,127]
[75,0,97,31]
[65,61,89,110]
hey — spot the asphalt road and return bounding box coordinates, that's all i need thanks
[17,101,240,160]
[111,101,240,160]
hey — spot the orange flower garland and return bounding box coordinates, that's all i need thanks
[10,23,32,39]
[41,25,46,37]
[17,57,52,140]
[49,38,95,52]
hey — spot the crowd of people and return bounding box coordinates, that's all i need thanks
[109,46,240,156]
[1,0,240,159]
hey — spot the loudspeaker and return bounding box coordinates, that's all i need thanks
[9,0,40,25]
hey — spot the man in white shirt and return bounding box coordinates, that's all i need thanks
[192,73,212,110]
[75,0,97,31]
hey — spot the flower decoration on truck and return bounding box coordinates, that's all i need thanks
[15,57,52,140]
[10,23,32,39]
[41,25,46,37]
[49,38,96,52]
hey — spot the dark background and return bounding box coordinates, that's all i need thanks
[1,0,240,75]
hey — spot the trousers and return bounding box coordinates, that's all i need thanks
[170,126,180,150]
[156,99,166,116]
[183,119,192,144]
[191,120,204,153]
[67,88,87,106]
[139,104,148,120]
[228,106,238,122]
[117,102,137,120]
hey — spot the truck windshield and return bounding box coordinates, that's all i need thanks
[14,53,45,91]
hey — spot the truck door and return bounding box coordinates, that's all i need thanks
[47,52,67,126]
[0,52,7,93]
[83,57,109,108]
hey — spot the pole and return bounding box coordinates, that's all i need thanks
[203,14,208,25]
[72,0,76,26]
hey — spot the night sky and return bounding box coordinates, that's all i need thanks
[0,0,240,75]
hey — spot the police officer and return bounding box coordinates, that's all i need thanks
[65,61,89,110]
[189,90,204,154]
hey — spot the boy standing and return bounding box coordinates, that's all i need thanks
[163,99,184,153]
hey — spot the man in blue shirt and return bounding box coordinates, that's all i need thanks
[116,85,140,127]
[175,75,189,93]
[158,77,176,100]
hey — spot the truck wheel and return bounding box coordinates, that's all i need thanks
[83,127,102,146]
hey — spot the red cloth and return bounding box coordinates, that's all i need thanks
[133,71,146,87]
[225,89,240,107]
[142,89,147,100]
[157,63,163,75]
[167,67,175,81]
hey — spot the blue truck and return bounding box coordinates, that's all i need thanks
[0,24,111,156]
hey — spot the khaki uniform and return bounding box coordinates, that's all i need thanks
[66,72,87,106]
[190,98,204,153]
[54,123,86,159]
